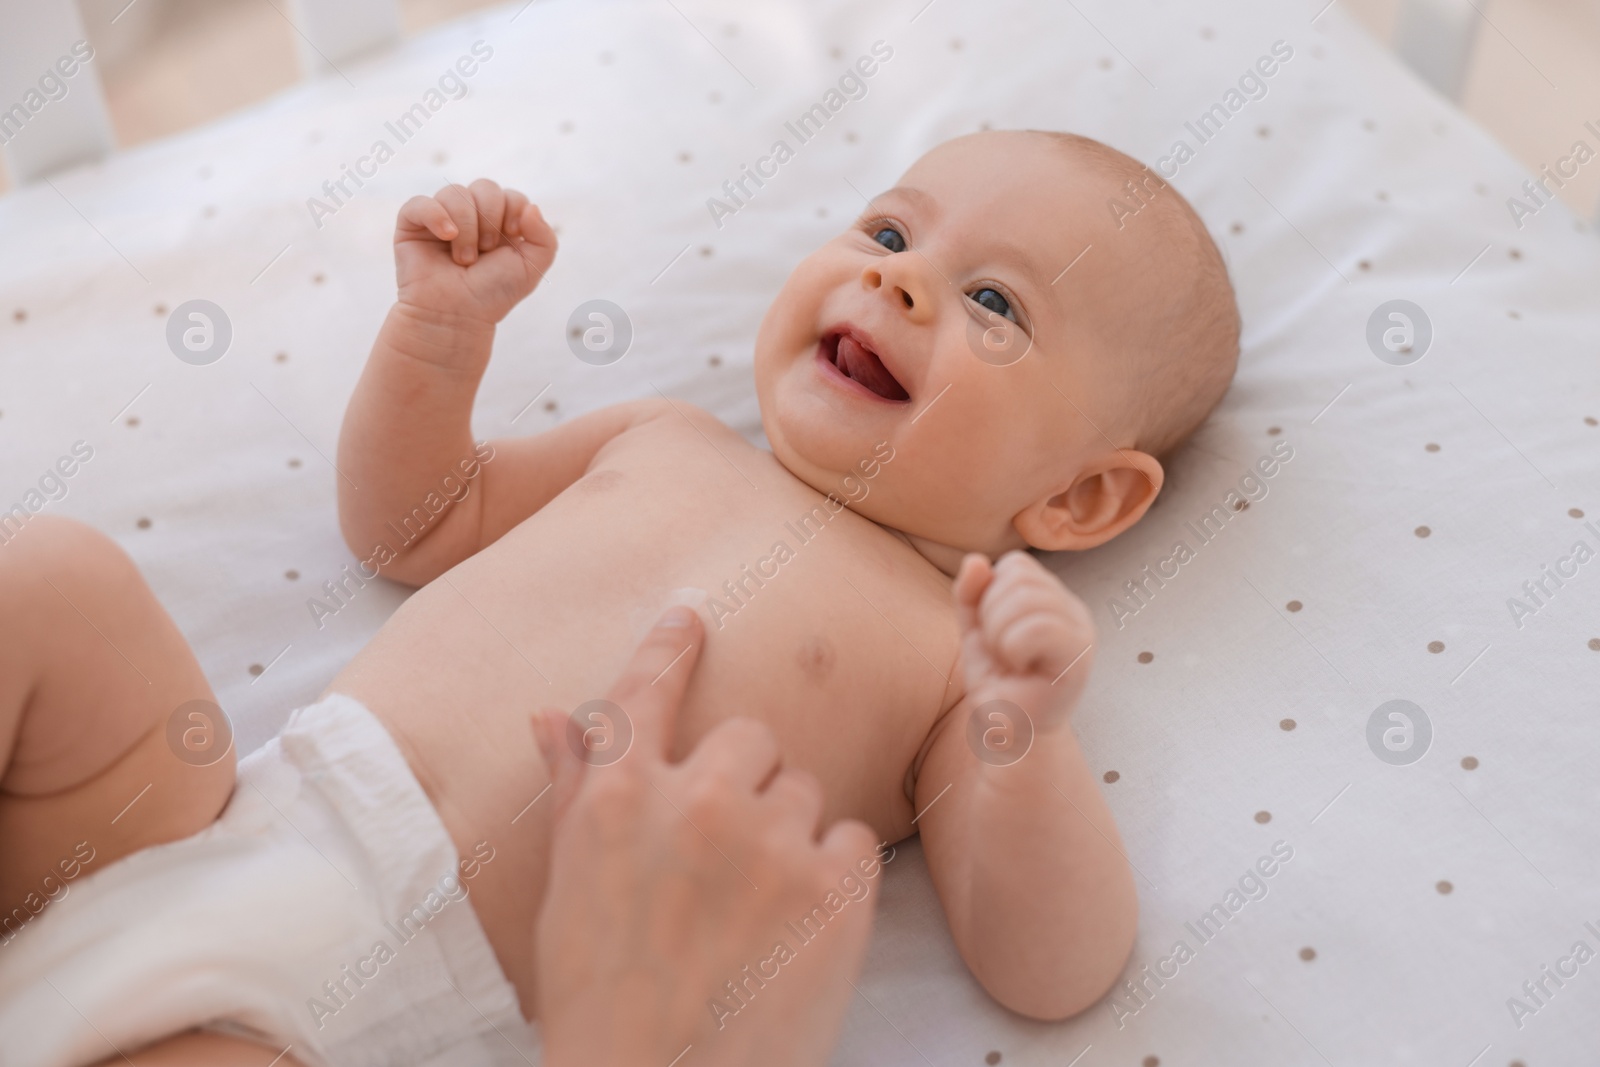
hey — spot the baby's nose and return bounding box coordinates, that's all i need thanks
[860,261,935,323]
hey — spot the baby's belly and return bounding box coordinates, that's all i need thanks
[325,477,957,1016]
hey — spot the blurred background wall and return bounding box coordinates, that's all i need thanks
[4,0,1600,217]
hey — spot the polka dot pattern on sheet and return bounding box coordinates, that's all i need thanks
[6,7,1594,1061]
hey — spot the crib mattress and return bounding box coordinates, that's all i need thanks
[1,0,1597,1063]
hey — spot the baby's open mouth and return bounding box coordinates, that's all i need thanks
[820,329,909,402]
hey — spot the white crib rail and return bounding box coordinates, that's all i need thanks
[285,0,403,77]
[0,0,115,186]
[0,0,400,186]
[1394,0,1483,102]
[1,0,1593,230]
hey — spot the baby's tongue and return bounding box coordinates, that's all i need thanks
[837,335,908,401]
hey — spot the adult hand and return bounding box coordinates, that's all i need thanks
[531,606,885,1067]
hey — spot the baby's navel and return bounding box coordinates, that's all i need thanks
[796,636,836,684]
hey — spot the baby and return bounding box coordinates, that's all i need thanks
[0,130,1239,1065]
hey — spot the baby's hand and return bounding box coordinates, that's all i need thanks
[394,180,558,328]
[953,551,1096,732]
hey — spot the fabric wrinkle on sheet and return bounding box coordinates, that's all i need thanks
[0,694,538,1067]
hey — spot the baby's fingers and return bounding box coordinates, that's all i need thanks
[469,178,506,252]
[952,553,992,634]
[517,202,557,255]
[992,607,1074,675]
[434,184,481,264]
[397,194,459,243]
[503,189,528,238]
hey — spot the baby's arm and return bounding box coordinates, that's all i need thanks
[914,552,1137,1020]
[338,180,659,586]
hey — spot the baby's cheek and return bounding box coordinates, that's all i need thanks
[764,263,829,339]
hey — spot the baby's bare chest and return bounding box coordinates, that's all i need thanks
[356,420,960,834]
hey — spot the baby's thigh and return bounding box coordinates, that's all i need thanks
[0,517,235,926]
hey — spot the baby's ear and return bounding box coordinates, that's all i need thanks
[1013,452,1163,552]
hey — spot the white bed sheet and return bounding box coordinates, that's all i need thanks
[2,0,1598,1063]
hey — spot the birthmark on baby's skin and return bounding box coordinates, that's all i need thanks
[795,636,836,684]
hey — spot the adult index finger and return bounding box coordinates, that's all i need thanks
[604,605,704,763]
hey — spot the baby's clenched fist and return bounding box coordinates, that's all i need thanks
[953,550,1096,732]
[394,179,557,327]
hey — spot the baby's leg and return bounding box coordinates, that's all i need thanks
[0,517,235,930]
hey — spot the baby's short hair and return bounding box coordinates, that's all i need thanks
[1033,131,1241,459]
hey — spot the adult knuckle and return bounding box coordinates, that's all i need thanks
[670,816,713,863]
[586,769,644,816]
[692,719,769,771]
[838,820,878,858]
[775,768,823,813]
[802,861,841,900]
[718,716,776,752]
[683,776,731,821]
[754,826,805,876]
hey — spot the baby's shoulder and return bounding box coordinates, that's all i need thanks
[613,396,743,443]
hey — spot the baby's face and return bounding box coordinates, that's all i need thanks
[755,131,1155,557]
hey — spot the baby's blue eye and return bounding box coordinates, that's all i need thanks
[970,287,1014,321]
[873,227,906,253]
